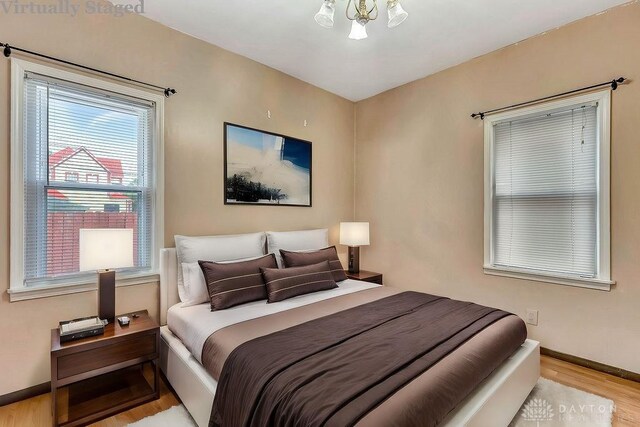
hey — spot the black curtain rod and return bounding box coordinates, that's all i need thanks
[471,77,626,120]
[1,42,177,97]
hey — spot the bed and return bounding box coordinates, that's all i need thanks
[158,244,539,427]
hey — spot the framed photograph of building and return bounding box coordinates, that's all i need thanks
[224,123,312,207]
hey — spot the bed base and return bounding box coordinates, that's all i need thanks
[158,248,540,427]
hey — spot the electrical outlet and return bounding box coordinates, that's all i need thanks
[525,309,539,326]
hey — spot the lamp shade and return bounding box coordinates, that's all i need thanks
[79,229,134,271]
[340,222,370,247]
[348,19,368,40]
[314,0,336,28]
[387,2,408,28]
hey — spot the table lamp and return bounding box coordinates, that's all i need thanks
[340,222,370,274]
[80,229,134,321]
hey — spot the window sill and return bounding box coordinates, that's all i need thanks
[483,265,613,291]
[7,272,160,302]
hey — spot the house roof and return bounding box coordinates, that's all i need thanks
[96,157,124,179]
[48,189,67,200]
[49,147,75,167]
[108,192,129,200]
[49,147,124,179]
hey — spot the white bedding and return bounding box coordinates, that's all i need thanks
[167,279,379,363]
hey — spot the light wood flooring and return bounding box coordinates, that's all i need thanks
[0,356,638,426]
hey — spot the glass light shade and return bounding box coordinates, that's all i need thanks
[79,228,134,271]
[348,19,368,40]
[314,0,336,28]
[340,222,370,247]
[387,2,408,28]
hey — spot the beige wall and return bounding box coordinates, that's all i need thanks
[355,2,640,373]
[0,5,355,395]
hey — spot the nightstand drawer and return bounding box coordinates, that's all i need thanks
[57,332,156,380]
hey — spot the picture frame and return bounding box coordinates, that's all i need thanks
[223,122,312,207]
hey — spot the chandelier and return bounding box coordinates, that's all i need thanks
[314,0,409,40]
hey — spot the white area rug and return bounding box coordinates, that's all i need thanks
[127,378,614,427]
[128,404,197,427]
[510,378,614,427]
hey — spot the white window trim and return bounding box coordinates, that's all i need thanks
[483,89,613,291]
[8,58,165,302]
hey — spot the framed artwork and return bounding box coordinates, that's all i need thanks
[224,123,312,207]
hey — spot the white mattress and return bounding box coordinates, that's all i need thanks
[167,279,379,363]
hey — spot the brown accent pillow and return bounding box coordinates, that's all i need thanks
[199,254,277,311]
[261,261,338,303]
[279,246,348,282]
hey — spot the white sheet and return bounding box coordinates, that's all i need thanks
[167,279,379,363]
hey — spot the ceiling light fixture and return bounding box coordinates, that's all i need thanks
[314,0,409,40]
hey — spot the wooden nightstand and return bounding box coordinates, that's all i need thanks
[50,310,159,427]
[346,270,383,285]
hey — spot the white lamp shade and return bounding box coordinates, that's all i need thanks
[340,222,370,247]
[315,0,336,28]
[348,20,368,40]
[79,229,134,271]
[388,2,408,28]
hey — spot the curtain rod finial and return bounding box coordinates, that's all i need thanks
[611,77,626,90]
[3,44,11,58]
[164,88,176,97]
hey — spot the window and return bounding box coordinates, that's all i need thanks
[86,173,100,184]
[483,90,612,290]
[10,59,164,300]
[64,172,79,182]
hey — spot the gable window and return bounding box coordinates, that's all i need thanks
[64,172,79,182]
[86,173,100,184]
[9,59,164,300]
[483,90,612,290]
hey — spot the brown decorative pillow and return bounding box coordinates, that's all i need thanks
[261,261,338,303]
[199,254,277,311]
[279,246,348,282]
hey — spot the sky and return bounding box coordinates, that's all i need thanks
[48,88,143,185]
[227,124,311,170]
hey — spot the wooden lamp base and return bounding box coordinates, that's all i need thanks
[348,246,360,274]
[98,270,116,321]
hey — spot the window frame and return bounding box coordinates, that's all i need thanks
[9,59,164,301]
[483,89,613,291]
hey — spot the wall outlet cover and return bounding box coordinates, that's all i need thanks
[526,309,539,326]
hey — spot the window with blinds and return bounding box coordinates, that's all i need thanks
[484,91,611,289]
[20,71,157,286]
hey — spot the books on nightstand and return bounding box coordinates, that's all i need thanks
[59,316,107,343]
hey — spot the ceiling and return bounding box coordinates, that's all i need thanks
[118,0,630,101]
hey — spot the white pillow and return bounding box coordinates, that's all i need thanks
[175,232,266,303]
[266,229,329,267]
[180,262,210,307]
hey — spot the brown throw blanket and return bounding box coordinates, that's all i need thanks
[209,291,520,427]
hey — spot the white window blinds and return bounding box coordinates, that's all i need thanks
[492,103,598,279]
[22,72,156,286]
